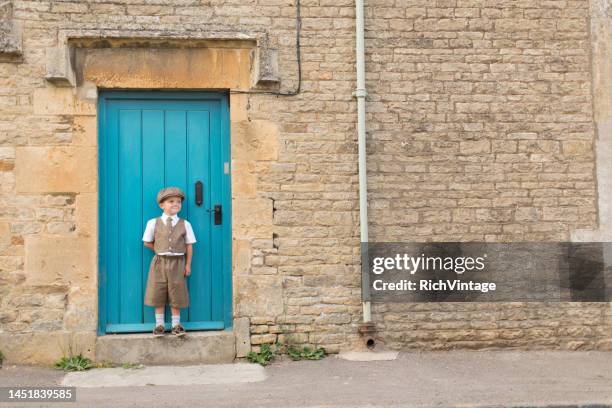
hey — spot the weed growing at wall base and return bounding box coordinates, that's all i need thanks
[246,343,279,366]
[287,345,326,361]
[54,354,93,371]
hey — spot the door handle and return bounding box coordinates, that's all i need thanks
[195,181,203,206]
[214,204,222,225]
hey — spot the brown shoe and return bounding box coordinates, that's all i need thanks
[153,324,165,337]
[172,324,185,337]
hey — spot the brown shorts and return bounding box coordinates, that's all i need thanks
[144,254,190,309]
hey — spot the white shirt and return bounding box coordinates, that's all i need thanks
[142,213,197,255]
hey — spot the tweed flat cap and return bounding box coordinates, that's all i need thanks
[157,187,185,204]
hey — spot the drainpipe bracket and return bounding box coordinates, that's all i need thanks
[352,88,367,98]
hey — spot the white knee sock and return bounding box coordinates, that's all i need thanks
[172,315,180,327]
[155,313,164,326]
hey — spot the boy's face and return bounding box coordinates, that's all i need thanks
[159,196,182,215]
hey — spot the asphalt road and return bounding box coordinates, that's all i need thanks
[1,350,611,408]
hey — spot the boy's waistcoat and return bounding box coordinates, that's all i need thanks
[153,217,187,254]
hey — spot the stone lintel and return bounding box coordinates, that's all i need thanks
[45,31,280,89]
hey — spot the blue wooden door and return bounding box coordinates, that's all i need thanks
[98,91,232,334]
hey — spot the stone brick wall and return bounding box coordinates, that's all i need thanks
[0,0,610,364]
[365,0,611,350]
[366,0,597,241]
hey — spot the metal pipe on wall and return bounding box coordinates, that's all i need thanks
[355,0,371,325]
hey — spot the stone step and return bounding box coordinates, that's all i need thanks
[95,330,236,365]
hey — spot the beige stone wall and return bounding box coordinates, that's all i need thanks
[0,0,611,365]
[366,0,612,350]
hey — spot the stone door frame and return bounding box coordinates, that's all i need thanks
[27,37,283,357]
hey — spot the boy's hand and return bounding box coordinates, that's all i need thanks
[184,264,191,277]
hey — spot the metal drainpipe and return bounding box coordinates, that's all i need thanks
[355,0,377,348]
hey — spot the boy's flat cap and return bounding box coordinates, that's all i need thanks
[157,187,185,203]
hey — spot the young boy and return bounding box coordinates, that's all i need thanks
[142,187,197,337]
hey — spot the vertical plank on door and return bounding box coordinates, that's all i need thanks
[106,104,120,326]
[118,109,143,324]
[187,110,212,322]
[209,101,223,322]
[164,110,189,322]
[142,110,165,323]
